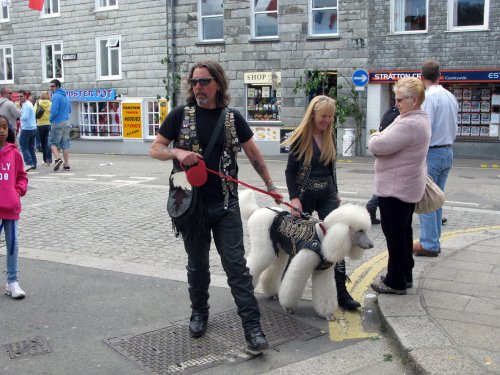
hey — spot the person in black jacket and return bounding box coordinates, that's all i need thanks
[282,95,360,310]
[366,105,400,224]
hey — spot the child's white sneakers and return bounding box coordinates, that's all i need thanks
[6,282,26,299]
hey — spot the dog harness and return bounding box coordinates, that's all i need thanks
[268,209,333,270]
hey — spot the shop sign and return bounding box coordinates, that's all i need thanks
[66,89,116,101]
[369,70,422,83]
[159,99,169,125]
[62,54,77,61]
[369,69,500,83]
[122,103,143,139]
[244,72,281,84]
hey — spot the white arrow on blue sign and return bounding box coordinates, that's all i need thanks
[352,69,369,87]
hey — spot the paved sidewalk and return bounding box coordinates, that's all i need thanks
[377,232,500,375]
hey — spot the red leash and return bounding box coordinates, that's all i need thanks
[204,167,309,217]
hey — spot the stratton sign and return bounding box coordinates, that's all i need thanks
[369,69,500,84]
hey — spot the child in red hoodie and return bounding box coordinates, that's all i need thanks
[0,115,28,299]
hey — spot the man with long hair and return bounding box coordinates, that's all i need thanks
[150,61,281,352]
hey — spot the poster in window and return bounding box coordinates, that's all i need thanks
[261,86,271,98]
[247,87,255,98]
[462,102,471,112]
[471,114,481,124]
[481,89,491,100]
[461,113,471,124]
[457,101,462,112]
[457,126,462,135]
[490,124,499,137]
[479,126,489,136]
[470,102,481,112]
[457,114,462,124]
[248,98,255,110]
[453,89,462,100]
[492,113,500,124]
[462,89,472,100]
[461,126,471,136]
[471,90,482,101]
[481,101,491,112]
[470,126,480,136]
[481,114,491,124]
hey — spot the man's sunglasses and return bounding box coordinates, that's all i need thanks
[189,77,215,87]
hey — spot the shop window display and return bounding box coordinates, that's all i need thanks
[146,100,160,138]
[448,84,499,140]
[247,85,280,122]
[79,101,121,137]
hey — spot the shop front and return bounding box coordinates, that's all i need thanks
[365,69,500,159]
[244,71,283,155]
[68,89,168,155]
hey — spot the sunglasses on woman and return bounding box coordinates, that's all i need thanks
[189,77,215,87]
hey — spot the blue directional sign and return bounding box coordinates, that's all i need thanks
[352,69,369,87]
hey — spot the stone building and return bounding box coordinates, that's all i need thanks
[1,1,498,157]
[366,0,500,158]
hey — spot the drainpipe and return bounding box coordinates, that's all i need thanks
[170,0,176,106]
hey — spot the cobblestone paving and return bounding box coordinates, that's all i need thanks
[5,154,500,285]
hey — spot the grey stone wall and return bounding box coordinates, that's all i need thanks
[367,0,500,70]
[171,0,368,128]
[0,0,167,97]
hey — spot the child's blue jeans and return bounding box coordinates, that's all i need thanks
[1,220,19,284]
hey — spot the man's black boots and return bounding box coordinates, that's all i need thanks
[335,261,361,310]
[189,312,208,338]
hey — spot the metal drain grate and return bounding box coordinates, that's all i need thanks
[105,306,324,375]
[5,336,51,359]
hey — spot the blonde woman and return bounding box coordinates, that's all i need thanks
[282,95,360,310]
[368,77,431,295]
[35,91,52,166]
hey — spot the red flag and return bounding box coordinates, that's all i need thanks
[29,0,44,11]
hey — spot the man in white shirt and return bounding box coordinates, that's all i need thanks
[413,60,459,257]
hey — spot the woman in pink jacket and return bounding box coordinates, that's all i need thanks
[368,77,431,294]
[0,114,28,299]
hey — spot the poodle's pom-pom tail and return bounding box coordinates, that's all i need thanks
[239,189,259,220]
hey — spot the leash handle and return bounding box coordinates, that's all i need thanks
[204,167,310,218]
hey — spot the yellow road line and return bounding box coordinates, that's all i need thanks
[328,225,500,342]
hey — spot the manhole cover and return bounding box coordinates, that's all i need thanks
[5,336,51,359]
[105,306,324,375]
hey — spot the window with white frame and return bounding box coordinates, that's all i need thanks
[79,101,121,137]
[96,0,118,11]
[0,45,13,83]
[392,0,427,33]
[42,41,63,82]
[1,2,9,22]
[42,0,60,17]
[96,36,121,80]
[252,0,278,38]
[145,100,160,138]
[448,0,489,30]
[199,0,223,41]
[310,0,338,36]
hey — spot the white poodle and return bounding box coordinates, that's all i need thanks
[240,189,373,320]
